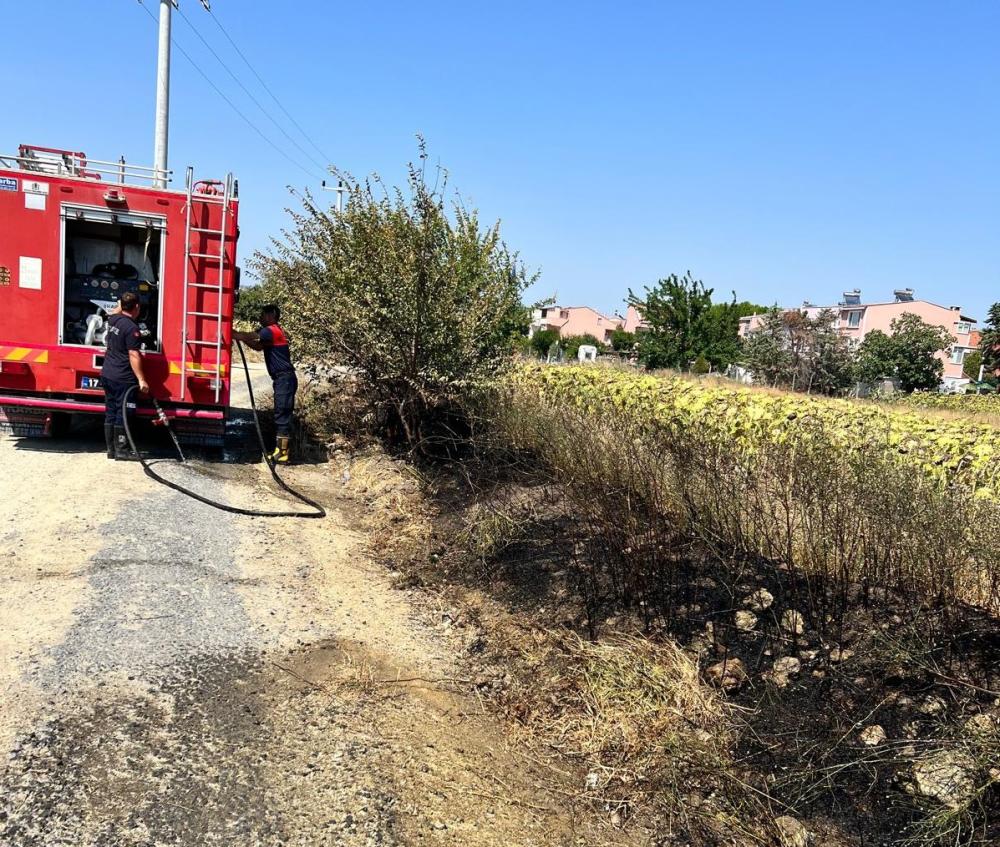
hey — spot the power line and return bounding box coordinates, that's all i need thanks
[205,6,335,168]
[174,3,330,174]
[135,1,321,181]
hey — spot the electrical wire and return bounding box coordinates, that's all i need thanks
[174,4,330,175]
[121,342,326,519]
[134,0,321,182]
[205,6,335,168]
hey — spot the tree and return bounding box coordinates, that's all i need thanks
[628,272,743,371]
[740,308,794,386]
[854,313,953,393]
[253,143,533,448]
[691,354,711,374]
[731,301,770,319]
[700,301,749,369]
[805,309,854,394]
[963,349,982,381]
[562,334,603,361]
[529,328,560,359]
[852,330,895,385]
[609,327,636,351]
[234,277,281,326]
[980,303,1000,385]
[740,307,853,394]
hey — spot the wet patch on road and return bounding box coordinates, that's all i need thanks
[0,651,282,846]
[0,647,402,846]
[0,485,402,846]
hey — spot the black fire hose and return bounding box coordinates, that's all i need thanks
[121,341,326,518]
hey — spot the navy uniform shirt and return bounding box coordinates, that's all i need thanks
[259,324,295,378]
[101,313,142,384]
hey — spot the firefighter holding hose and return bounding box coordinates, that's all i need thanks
[234,305,297,464]
[101,292,149,460]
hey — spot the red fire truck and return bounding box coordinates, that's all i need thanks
[0,144,240,444]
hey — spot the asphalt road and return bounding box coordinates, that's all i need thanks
[0,371,594,847]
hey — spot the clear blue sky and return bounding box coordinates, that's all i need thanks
[4,1,998,322]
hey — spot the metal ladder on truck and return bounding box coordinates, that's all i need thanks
[180,168,234,403]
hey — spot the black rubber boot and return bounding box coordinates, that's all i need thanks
[114,426,139,461]
[104,424,116,459]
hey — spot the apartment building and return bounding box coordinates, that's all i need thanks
[622,305,650,334]
[528,305,625,345]
[738,289,979,388]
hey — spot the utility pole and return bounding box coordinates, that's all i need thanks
[152,0,174,187]
[152,1,211,187]
[321,178,347,214]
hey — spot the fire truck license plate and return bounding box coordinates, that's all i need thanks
[80,376,102,390]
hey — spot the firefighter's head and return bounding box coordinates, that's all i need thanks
[261,304,281,327]
[120,292,141,318]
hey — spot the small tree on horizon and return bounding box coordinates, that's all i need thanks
[980,303,1000,385]
[609,327,636,351]
[805,309,854,394]
[854,312,953,393]
[740,307,853,393]
[628,272,745,371]
[963,349,982,381]
[740,307,794,386]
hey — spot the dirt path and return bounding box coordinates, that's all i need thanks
[0,386,605,846]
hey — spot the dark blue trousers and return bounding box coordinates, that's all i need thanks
[102,378,138,426]
[272,372,298,436]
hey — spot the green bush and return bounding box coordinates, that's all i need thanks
[234,277,281,327]
[562,334,603,361]
[529,328,560,359]
[610,328,636,351]
[253,143,533,449]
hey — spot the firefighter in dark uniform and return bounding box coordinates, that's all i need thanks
[101,291,149,460]
[234,304,297,464]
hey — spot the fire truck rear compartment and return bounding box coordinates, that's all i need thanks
[62,217,162,351]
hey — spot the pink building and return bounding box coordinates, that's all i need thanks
[529,305,625,345]
[738,289,979,387]
[623,305,650,334]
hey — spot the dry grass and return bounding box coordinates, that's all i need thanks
[898,722,1000,846]
[302,366,999,844]
[499,631,770,842]
[483,380,1000,623]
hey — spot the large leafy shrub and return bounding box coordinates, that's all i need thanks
[253,146,533,448]
[529,328,561,359]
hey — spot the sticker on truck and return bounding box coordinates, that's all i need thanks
[0,177,18,192]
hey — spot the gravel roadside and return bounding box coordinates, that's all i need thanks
[0,390,606,846]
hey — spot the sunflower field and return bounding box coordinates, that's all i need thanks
[515,364,1000,500]
[492,364,999,615]
[884,390,1000,418]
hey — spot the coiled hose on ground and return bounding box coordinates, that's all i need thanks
[121,340,326,518]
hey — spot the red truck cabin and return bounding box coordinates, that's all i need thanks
[0,145,240,443]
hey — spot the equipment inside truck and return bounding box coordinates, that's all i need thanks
[62,214,163,351]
